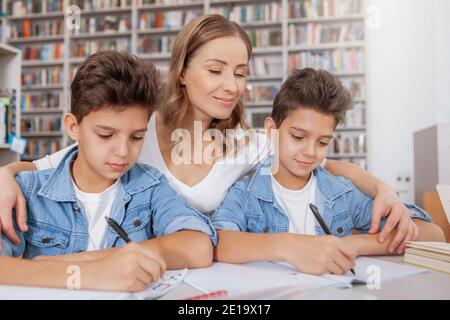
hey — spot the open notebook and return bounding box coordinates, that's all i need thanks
[318,257,428,286]
[0,269,187,300]
[184,257,428,299]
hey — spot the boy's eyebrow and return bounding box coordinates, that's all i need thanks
[290,127,333,139]
[205,59,248,68]
[94,125,148,133]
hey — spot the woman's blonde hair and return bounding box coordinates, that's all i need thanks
[161,14,252,135]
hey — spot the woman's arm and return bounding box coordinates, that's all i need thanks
[325,159,383,197]
[325,159,417,253]
[0,162,37,249]
[0,144,75,250]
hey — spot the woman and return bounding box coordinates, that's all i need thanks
[0,15,416,255]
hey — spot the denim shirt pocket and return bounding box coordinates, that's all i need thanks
[23,222,71,259]
[247,214,268,234]
[330,208,354,237]
[122,205,152,242]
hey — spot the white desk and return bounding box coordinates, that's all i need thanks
[160,256,450,300]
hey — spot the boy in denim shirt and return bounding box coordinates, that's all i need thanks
[212,68,445,275]
[0,51,216,291]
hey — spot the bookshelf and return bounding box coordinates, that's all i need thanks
[0,43,21,166]
[2,0,368,168]
[3,0,65,162]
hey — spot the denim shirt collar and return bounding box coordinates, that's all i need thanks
[247,156,354,234]
[248,156,353,205]
[37,146,161,203]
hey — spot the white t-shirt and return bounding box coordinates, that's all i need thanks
[34,113,272,215]
[72,179,119,251]
[271,173,317,235]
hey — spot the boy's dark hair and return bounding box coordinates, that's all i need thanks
[71,51,160,122]
[271,68,352,127]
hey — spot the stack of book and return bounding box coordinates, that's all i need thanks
[404,242,450,274]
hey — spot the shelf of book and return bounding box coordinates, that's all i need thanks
[7,12,65,21]
[2,0,368,167]
[80,7,132,16]
[22,109,63,115]
[137,1,204,11]
[21,132,64,138]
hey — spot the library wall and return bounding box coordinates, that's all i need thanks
[1,0,369,167]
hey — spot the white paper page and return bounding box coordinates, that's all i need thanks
[230,257,428,287]
[184,261,346,297]
[321,257,429,285]
[0,269,187,300]
[131,269,187,300]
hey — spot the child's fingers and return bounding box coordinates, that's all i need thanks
[333,254,353,275]
[327,261,345,275]
[139,255,164,283]
[131,272,152,292]
[139,246,167,275]
[136,268,154,286]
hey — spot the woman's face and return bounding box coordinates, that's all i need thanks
[181,36,249,121]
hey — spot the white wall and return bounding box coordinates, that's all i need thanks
[435,0,450,124]
[365,0,449,202]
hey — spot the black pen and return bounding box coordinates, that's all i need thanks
[105,217,131,243]
[309,203,356,275]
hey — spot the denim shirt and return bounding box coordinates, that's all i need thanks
[212,156,431,236]
[2,147,217,259]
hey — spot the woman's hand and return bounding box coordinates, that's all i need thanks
[369,185,418,254]
[0,166,29,253]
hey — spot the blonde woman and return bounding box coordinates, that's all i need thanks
[0,15,416,256]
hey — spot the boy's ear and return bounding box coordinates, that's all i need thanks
[264,117,277,141]
[64,113,79,141]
